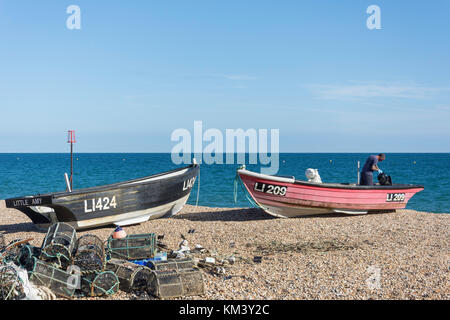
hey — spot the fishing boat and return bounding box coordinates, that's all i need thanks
[5,162,199,230]
[236,166,424,218]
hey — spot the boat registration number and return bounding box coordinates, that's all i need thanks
[386,193,405,202]
[254,182,287,196]
[84,196,117,213]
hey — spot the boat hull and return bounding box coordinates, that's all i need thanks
[6,164,199,230]
[237,168,424,218]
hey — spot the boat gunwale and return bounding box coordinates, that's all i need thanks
[7,164,199,200]
[237,169,424,191]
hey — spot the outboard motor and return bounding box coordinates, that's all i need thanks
[305,168,322,183]
[377,172,392,186]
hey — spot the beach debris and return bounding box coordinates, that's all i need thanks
[188,229,195,234]
[204,257,216,264]
[148,268,204,299]
[106,258,152,293]
[129,252,168,267]
[40,222,77,270]
[0,264,25,300]
[79,271,119,297]
[227,256,236,265]
[28,257,76,299]
[170,239,191,259]
[179,239,190,252]
[229,241,236,248]
[194,244,206,253]
[215,266,226,275]
[107,233,156,260]
[73,234,105,273]
[157,234,165,240]
[253,256,262,264]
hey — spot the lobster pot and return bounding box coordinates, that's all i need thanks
[106,258,152,292]
[40,223,77,269]
[1,239,30,265]
[18,245,41,271]
[73,234,105,273]
[0,265,25,300]
[148,257,195,271]
[148,268,204,299]
[107,233,156,260]
[29,257,76,298]
[79,271,119,297]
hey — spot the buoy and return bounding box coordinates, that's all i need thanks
[112,226,127,239]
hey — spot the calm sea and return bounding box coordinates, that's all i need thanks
[0,153,448,214]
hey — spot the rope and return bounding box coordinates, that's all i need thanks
[233,170,265,210]
[195,167,200,207]
[35,286,57,300]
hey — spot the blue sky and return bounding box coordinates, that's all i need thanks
[0,0,449,152]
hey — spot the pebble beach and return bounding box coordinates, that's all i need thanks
[0,200,448,300]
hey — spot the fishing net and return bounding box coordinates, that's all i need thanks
[0,265,25,300]
[73,234,105,274]
[107,233,156,260]
[147,257,195,271]
[40,223,77,270]
[79,271,119,297]
[1,239,31,265]
[17,245,41,271]
[106,258,152,293]
[148,268,204,299]
[28,257,76,298]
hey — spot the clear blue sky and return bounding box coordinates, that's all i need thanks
[0,0,449,152]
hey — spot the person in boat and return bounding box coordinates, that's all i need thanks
[360,153,385,186]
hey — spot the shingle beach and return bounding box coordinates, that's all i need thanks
[0,200,448,300]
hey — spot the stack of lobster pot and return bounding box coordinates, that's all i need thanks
[28,257,77,298]
[79,270,120,297]
[145,257,204,299]
[106,258,153,293]
[73,234,105,274]
[147,267,204,299]
[107,233,156,260]
[40,222,77,269]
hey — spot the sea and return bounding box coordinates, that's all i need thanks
[0,153,448,214]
